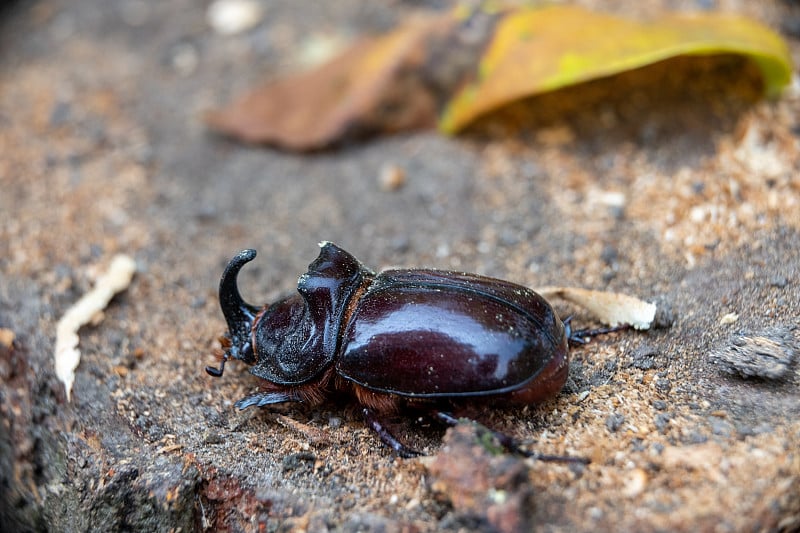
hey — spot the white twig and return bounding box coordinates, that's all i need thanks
[55,254,137,402]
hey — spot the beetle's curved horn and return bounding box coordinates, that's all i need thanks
[217,249,259,364]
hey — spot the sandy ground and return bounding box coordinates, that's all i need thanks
[1,0,799,531]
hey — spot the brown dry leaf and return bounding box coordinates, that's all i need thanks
[536,286,657,330]
[205,14,468,150]
[206,6,791,150]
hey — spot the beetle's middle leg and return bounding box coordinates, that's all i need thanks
[362,407,421,458]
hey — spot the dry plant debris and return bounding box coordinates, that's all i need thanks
[537,286,658,330]
[54,254,137,401]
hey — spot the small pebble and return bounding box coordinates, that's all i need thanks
[606,413,625,433]
[622,468,648,498]
[709,417,733,437]
[600,244,618,265]
[654,413,671,433]
[0,328,15,348]
[203,432,224,445]
[631,345,659,370]
[652,300,675,329]
[769,275,788,288]
[282,451,316,473]
[207,0,263,36]
[379,164,406,192]
[711,326,797,380]
[651,400,667,411]
[654,378,672,393]
[169,42,199,77]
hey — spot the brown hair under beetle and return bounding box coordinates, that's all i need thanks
[207,242,625,458]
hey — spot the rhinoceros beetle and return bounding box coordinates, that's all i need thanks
[207,242,624,458]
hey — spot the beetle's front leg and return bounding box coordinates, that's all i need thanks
[362,408,421,458]
[235,390,303,409]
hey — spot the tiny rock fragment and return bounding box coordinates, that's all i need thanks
[651,298,675,329]
[622,468,648,498]
[591,189,626,209]
[206,0,263,36]
[536,286,657,330]
[605,413,625,433]
[55,254,137,402]
[426,425,535,533]
[378,163,406,191]
[661,442,723,471]
[711,326,797,380]
[169,42,199,77]
[0,328,15,348]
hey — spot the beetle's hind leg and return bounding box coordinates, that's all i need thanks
[362,408,421,458]
[563,316,631,346]
[434,411,589,464]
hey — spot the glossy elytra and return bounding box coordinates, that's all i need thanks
[207,242,622,457]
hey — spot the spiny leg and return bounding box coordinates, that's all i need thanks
[362,408,421,458]
[434,411,589,464]
[564,316,631,346]
[234,390,302,410]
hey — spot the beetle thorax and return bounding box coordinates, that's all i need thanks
[247,294,328,385]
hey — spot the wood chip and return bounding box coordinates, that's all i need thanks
[206,0,263,36]
[0,328,15,348]
[379,163,406,191]
[622,468,648,498]
[535,286,657,330]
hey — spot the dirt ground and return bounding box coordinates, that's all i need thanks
[1,0,799,531]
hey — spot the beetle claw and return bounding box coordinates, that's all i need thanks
[206,365,224,377]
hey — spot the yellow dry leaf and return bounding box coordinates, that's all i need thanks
[440,5,792,133]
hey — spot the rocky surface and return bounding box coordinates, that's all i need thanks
[1,0,799,531]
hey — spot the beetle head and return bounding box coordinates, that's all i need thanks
[208,243,371,386]
[206,249,260,377]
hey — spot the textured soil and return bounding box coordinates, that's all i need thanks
[1,0,799,531]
